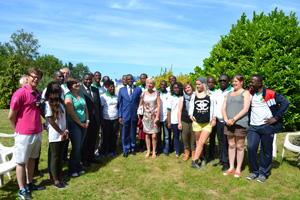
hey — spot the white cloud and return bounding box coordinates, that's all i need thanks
[109,0,151,10]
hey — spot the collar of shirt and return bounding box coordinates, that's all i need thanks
[92,82,101,89]
[210,88,216,92]
[221,85,232,93]
[159,89,168,94]
[83,84,92,91]
[127,85,134,89]
[255,90,263,95]
[173,94,182,98]
[105,91,115,98]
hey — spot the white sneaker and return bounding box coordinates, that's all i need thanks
[71,172,78,177]
[78,170,85,175]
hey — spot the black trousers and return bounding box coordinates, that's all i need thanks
[49,141,66,180]
[216,119,229,166]
[99,119,119,154]
[81,114,100,162]
[208,125,217,160]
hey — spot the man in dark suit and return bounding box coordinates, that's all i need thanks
[79,73,102,166]
[118,74,142,157]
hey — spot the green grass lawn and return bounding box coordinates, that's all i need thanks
[0,109,299,200]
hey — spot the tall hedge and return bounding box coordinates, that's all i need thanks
[190,8,300,131]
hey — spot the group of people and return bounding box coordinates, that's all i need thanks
[9,67,289,200]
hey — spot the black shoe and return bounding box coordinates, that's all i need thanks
[18,188,33,200]
[221,165,229,171]
[61,179,69,187]
[89,158,100,164]
[54,182,66,189]
[123,153,128,158]
[164,153,169,156]
[83,161,91,167]
[131,151,136,155]
[25,183,46,191]
[212,162,222,167]
[191,159,202,170]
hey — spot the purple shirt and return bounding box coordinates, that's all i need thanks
[10,84,42,135]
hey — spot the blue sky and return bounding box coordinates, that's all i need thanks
[1,0,300,80]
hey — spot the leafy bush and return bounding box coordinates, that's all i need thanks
[190,8,300,131]
[0,55,22,108]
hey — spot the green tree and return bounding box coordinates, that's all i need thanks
[66,62,89,79]
[36,74,53,92]
[0,54,22,108]
[190,8,300,131]
[34,54,63,77]
[6,29,40,73]
[0,42,10,71]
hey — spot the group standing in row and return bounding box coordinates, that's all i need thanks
[9,67,289,200]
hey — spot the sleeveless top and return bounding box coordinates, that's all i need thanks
[181,95,192,123]
[226,90,249,128]
[193,95,210,123]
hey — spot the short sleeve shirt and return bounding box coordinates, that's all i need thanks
[10,84,42,135]
[159,90,170,122]
[167,94,182,124]
[45,101,67,142]
[101,91,119,120]
[65,92,86,122]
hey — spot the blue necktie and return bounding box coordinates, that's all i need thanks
[129,87,133,100]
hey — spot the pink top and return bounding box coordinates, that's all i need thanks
[10,84,42,135]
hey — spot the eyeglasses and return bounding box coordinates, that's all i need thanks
[29,75,41,80]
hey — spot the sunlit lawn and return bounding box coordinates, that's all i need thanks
[0,109,299,200]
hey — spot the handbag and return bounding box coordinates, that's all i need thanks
[137,92,145,115]
[137,105,144,115]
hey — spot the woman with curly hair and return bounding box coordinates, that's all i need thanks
[45,81,69,189]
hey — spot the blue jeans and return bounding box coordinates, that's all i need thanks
[171,124,182,155]
[158,121,170,154]
[247,124,275,178]
[68,122,87,175]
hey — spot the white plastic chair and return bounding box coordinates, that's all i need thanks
[0,152,16,186]
[280,132,300,165]
[272,133,277,161]
[0,133,14,182]
[0,133,14,138]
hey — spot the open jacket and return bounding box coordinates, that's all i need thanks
[249,86,290,133]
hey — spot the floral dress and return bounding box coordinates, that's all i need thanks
[142,91,159,134]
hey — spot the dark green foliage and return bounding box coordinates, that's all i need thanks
[65,62,89,80]
[34,54,63,77]
[6,29,40,73]
[190,8,300,131]
[0,54,22,108]
[36,74,53,93]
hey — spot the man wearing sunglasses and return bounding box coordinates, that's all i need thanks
[212,74,233,171]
